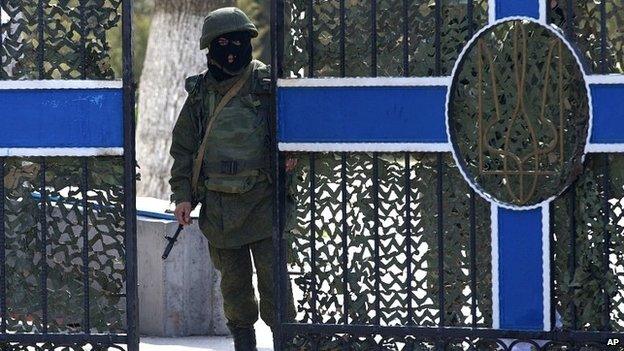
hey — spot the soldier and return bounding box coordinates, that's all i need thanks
[169,7,295,351]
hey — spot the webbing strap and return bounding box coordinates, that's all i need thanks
[191,66,253,195]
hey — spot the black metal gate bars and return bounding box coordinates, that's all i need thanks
[272,0,624,350]
[0,0,137,350]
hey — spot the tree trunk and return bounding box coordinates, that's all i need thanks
[136,0,235,199]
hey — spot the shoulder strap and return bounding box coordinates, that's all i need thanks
[191,65,253,195]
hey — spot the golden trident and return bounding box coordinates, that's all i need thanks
[476,24,567,205]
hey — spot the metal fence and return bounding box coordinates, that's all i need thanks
[272,0,624,349]
[0,0,137,350]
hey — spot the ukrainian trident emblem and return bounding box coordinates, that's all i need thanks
[448,19,590,208]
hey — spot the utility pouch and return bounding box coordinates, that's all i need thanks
[204,171,265,194]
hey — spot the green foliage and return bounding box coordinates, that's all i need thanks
[108,0,153,80]
[238,0,271,63]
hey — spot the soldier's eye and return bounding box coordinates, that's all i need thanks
[232,40,241,46]
[218,38,228,46]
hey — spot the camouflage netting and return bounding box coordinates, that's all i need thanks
[3,158,126,335]
[0,0,127,348]
[552,154,624,331]
[283,0,489,77]
[286,153,493,349]
[285,153,624,349]
[552,0,624,74]
[281,0,624,348]
[0,0,121,79]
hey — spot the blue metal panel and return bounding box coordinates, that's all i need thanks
[0,89,123,148]
[590,84,624,144]
[278,86,448,143]
[496,0,540,19]
[498,207,544,330]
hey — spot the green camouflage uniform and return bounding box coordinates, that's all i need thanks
[169,59,295,329]
[170,59,273,248]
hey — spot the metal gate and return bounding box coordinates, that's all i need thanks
[272,0,624,349]
[0,0,137,350]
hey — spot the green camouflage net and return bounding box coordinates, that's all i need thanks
[0,0,127,345]
[282,0,489,77]
[286,153,492,332]
[1,0,121,79]
[551,0,624,74]
[282,2,624,344]
[552,154,624,332]
[285,153,624,349]
[3,157,126,335]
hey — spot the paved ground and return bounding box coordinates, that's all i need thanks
[140,319,274,351]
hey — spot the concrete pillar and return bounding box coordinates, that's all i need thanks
[136,201,228,336]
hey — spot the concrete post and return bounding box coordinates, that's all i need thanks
[137,211,228,336]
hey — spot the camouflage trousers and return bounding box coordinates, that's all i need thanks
[208,237,296,329]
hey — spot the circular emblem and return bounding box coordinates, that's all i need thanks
[447,19,590,208]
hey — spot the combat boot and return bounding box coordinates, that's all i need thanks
[229,325,257,351]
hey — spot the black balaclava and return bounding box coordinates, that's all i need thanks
[207,31,253,82]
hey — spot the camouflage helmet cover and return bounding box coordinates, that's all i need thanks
[200,7,258,50]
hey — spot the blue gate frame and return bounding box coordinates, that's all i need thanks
[272,0,624,349]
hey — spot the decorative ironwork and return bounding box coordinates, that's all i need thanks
[282,330,611,350]
[275,0,624,349]
[280,156,624,347]
[449,20,590,207]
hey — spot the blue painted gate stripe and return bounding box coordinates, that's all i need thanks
[590,84,624,144]
[0,89,123,148]
[277,86,448,143]
[496,0,540,19]
[498,207,544,330]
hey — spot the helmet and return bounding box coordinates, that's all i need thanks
[200,7,258,50]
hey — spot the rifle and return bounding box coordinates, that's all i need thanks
[162,200,197,260]
[162,224,184,260]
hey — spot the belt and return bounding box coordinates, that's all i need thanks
[204,159,269,175]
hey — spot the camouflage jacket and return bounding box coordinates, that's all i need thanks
[169,60,274,248]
